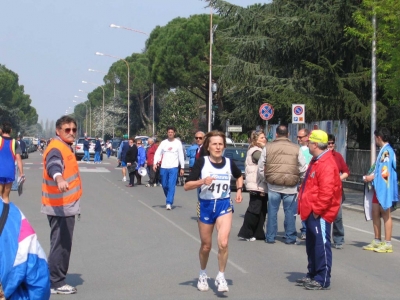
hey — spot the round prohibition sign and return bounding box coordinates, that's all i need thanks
[293,105,304,115]
[259,103,274,121]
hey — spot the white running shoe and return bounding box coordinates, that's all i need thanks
[215,276,229,292]
[166,204,171,210]
[197,273,210,291]
[50,284,77,295]
[122,176,126,182]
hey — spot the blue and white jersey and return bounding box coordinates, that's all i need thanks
[198,156,231,201]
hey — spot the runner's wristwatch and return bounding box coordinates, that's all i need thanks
[237,187,243,191]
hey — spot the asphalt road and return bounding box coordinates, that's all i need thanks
[11,152,400,300]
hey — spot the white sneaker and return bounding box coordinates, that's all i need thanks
[215,276,229,292]
[50,284,77,295]
[122,176,126,182]
[197,273,209,291]
[166,204,171,210]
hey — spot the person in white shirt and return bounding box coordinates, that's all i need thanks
[153,126,185,210]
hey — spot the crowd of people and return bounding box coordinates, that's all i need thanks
[0,117,398,297]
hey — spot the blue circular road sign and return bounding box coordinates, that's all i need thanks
[259,103,274,121]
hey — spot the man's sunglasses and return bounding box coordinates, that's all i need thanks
[62,128,77,134]
[297,135,307,139]
[195,137,203,140]
[328,142,335,145]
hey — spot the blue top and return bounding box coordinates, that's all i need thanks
[83,140,89,151]
[136,146,146,170]
[373,144,399,210]
[186,144,199,167]
[0,137,16,180]
[120,141,130,162]
[94,139,101,152]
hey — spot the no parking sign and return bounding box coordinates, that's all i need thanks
[292,104,305,124]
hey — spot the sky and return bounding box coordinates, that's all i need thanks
[1,0,263,124]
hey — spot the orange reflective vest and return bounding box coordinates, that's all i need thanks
[42,139,82,206]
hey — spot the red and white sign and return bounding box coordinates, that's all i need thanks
[292,104,305,124]
[259,103,274,121]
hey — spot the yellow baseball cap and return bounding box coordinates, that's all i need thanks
[309,130,328,143]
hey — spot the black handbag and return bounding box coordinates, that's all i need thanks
[127,162,137,174]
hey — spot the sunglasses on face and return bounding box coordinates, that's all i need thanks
[297,135,307,139]
[328,142,335,145]
[195,137,203,140]
[62,128,77,134]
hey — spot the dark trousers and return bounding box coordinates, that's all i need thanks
[332,205,344,245]
[305,214,332,288]
[148,165,156,184]
[134,170,142,185]
[128,171,135,186]
[47,215,75,288]
[238,192,268,240]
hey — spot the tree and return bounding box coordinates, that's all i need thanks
[208,0,380,146]
[0,64,38,135]
[346,0,400,129]
[146,14,229,128]
[157,89,201,142]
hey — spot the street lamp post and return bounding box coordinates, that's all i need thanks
[108,25,149,137]
[77,91,92,136]
[96,52,130,137]
[82,81,105,139]
[73,99,88,134]
[208,9,218,132]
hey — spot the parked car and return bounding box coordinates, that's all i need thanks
[19,139,28,159]
[222,146,247,191]
[22,139,35,153]
[74,137,103,161]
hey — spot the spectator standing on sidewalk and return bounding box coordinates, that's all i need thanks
[258,125,307,244]
[41,115,82,294]
[187,131,205,170]
[118,140,129,182]
[238,129,268,241]
[297,128,312,240]
[0,121,24,204]
[106,140,112,158]
[327,134,350,250]
[145,138,158,187]
[296,129,342,290]
[153,126,185,210]
[134,139,146,185]
[125,138,138,187]
[363,128,398,253]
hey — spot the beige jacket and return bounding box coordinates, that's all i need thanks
[245,146,268,192]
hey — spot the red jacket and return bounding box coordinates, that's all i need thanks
[298,150,342,223]
[146,143,158,165]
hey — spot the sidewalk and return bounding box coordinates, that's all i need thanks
[343,188,400,221]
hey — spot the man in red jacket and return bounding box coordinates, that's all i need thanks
[296,130,342,290]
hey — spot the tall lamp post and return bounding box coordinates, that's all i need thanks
[77,91,92,136]
[90,68,118,137]
[73,99,88,134]
[96,52,130,137]
[108,25,149,136]
[82,81,105,139]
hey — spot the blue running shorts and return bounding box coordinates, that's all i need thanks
[197,198,234,224]
[0,177,14,184]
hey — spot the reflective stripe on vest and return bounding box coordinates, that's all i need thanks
[42,139,82,206]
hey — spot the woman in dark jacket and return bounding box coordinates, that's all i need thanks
[124,138,138,187]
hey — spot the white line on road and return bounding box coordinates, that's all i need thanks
[138,199,248,274]
[344,224,400,243]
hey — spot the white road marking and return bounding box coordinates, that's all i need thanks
[24,163,33,165]
[344,224,400,243]
[79,167,110,173]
